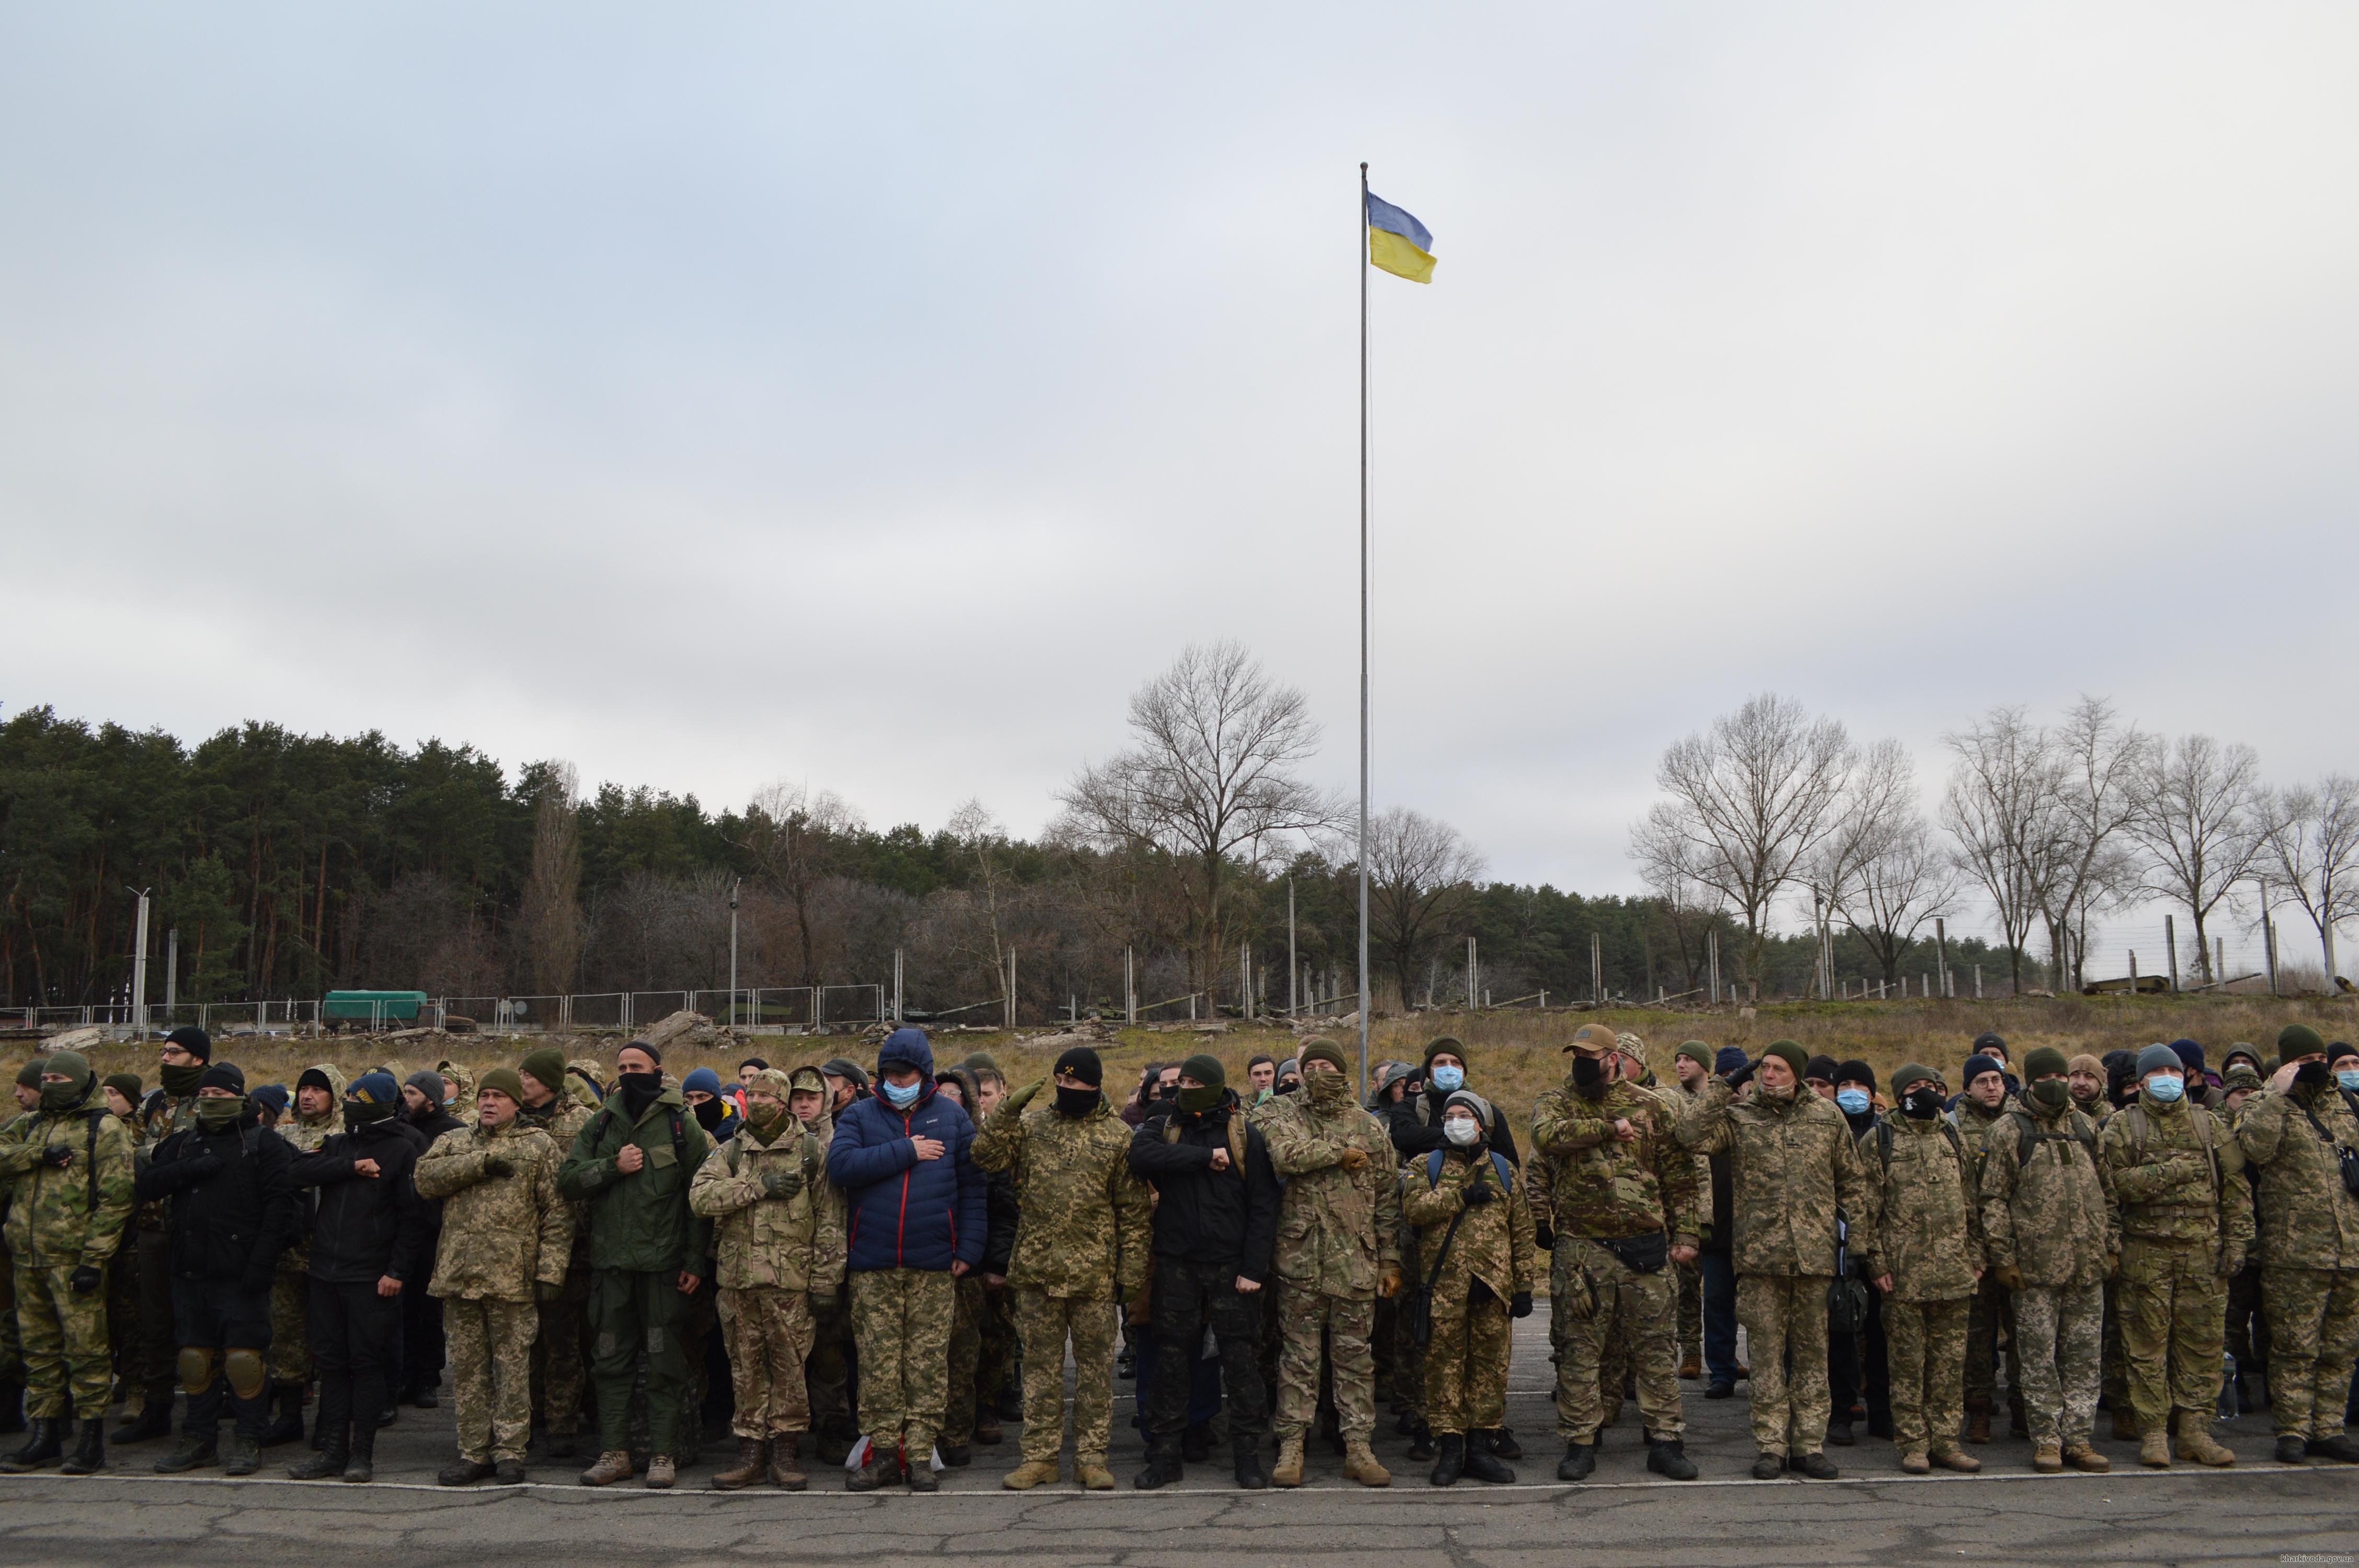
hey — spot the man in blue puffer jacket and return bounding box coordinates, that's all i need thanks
[826,1028,985,1492]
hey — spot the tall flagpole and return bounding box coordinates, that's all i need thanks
[1356,160,1371,1102]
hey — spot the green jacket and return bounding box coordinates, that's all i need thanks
[1531,1075,1703,1244]
[0,1094,138,1270]
[688,1115,845,1295]
[558,1085,714,1276]
[971,1089,1152,1300]
[1675,1079,1876,1278]
[2234,1085,2359,1272]
[2101,1090,2253,1265]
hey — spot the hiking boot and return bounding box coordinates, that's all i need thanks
[1135,1448,1185,1490]
[2309,1434,2359,1463]
[113,1401,173,1446]
[712,1437,768,1491]
[2276,1435,2310,1465]
[56,1419,105,1476]
[1461,1440,1514,1484]
[1678,1352,1701,1380]
[1645,1437,1697,1480]
[1825,1419,1854,1447]
[579,1449,633,1486]
[2139,1428,2172,1468]
[288,1445,348,1480]
[1233,1443,1267,1489]
[845,1449,901,1491]
[494,1459,525,1483]
[1963,1398,1991,1444]
[438,1459,495,1485]
[769,1432,808,1490]
[1077,1459,1115,1490]
[1484,1427,1522,1460]
[1271,1436,1305,1488]
[1899,1450,1931,1474]
[220,1433,261,1475]
[1793,1450,1840,1480]
[154,1437,216,1473]
[1428,1433,1465,1487]
[1,1419,60,1472]
[1558,1439,1595,1481]
[1750,1451,1785,1479]
[2064,1443,2109,1473]
[1002,1458,1059,1490]
[1343,1440,1390,1486]
[2174,1412,2235,1468]
[1929,1446,1980,1472]
[2032,1438,2063,1473]
[645,1454,676,1489]
[907,1460,940,1492]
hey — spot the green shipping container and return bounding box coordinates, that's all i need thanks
[321,990,429,1025]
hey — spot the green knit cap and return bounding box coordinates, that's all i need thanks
[2022,1046,2069,1081]
[478,1067,525,1103]
[518,1047,567,1093]
[1180,1053,1226,1090]
[1298,1037,1348,1073]
[2279,1023,2328,1068]
[15,1056,48,1089]
[1760,1040,1808,1079]
[1890,1062,1942,1099]
[1675,1041,1714,1070]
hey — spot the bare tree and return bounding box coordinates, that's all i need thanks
[2261,774,2359,987]
[947,799,1014,1007]
[743,781,866,988]
[1941,707,2052,994]
[2127,734,2263,984]
[1361,807,1486,1005]
[1056,641,1334,989]
[1630,693,1854,999]
[1813,742,1960,983]
[516,762,582,994]
[2033,697,2152,989]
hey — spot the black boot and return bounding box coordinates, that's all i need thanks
[1645,1437,1698,1480]
[261,1383,306,1448]
[288,1420,349,1480]
[344,1418,376,1483]
[1462,1437,1515,1484]
[1484,1426,1523,1460]
[1429,1433,1467,1486]
[113,1396,173,1445]
[56,1418,106,1475]
[1233,1439,1267,1490]
[1135,1444,1185,1490]
[154,1436,217,1472]
[0,1419,61,1472]
[1556,1438,1595,1482]
[1405,1420,1435,1461]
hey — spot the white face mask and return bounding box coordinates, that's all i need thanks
[1444,1116,1481,1147]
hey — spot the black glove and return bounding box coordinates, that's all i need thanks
[1723,1059,1757,1090]
[1510,1290,1533,1319]
[40,1145,73,1170]
[70,1265,101,1295]
[1461,1178,1494,1206]
[1533,1222,1555,1252]
[760,1167,805,1200]
[179,1152,223,1181]
[481,1154,513,1178]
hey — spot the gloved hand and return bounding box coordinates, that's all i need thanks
[760,1167,806,1200]
[70,1265,101,1295]
[2168,1151,2209,1181]
[535,1279,564,1304]
[180,1153,223,1181]
[1723,1058,1757,1090]
[1510,1290,1533,1319]
[40,1145,73,1170]
[1338,1146,1369,1173]
[2218,1248,2246,1279]
[1993,1264,2024,1292]
[1003,1076,1047,1114]
[1460,1177,1494,1206]
[1378,1265,1404,1300]
[1533,1222,1555,1252]
[481,1154,513,1178]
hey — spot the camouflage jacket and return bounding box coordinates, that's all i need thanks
[1400,1147,1535,1306]
[1979,1101,2117,1288]
[134,1091,199,1231]
[277,1063,347,1270]
[415,1120,572,1302]
[1530,1076,1703,1243]
[1949,1094,2018,1194]
[0,1095,138,1269]
[2100,1091,2253,1263]
[971,1090,1151,1300]
[689,1115,846,1294]
[1258,1086,1401,1298]
[518,1093,596,1265]
[1675,1080,1875,1278]
[2234,1085,2359,1272]
[1854,1115,1980,1300]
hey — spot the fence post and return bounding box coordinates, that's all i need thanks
[893,950,904,1024]
[1590,932,1602,1005]
[1125,947,1136,1026]
[2165,915,2179,994]
[1005,948,1017,1031]
[2129,951,2139,995]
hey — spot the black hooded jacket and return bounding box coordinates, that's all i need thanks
[292,1116,433,1286]
[1387,1083,1521,1166]
[136,1109,298,1289]
[1127,1089,1280,1284]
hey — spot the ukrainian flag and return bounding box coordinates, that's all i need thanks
[1366,192,1435,283]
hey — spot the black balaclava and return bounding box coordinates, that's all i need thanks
[1056,1046,1104,1119]
[692,1098,727,1132]
[616,1049,663,1117]
[1571,1054,1607,1100]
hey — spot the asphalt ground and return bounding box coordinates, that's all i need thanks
[1,1317,2353,1568]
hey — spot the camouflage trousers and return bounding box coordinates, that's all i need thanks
[978,1283,1017,1417]
[1881,1294,1969,1457]
[15,1262,112,1419]
[268,1266,312,1385]
[2011,1282,2102,1449]
[718,1286,816,1439]
[530,1264,591,1436]
[1390,1232,1425,1416]
[2116,1236,2226,1433]
[2261,1266,2359,1440]
[1424,1292,1510,1438]
[445,1296,539,1464]
[850,1267,955,1456]
[805,1288,856,1440]
[1014,1288,1119,1466]
[1736,1273,1832,1459]
[1677,1260,1703,1364]
[1274,1285,1375,1443]
[1553,1240,1682,1441]
[943,1274,986,1447]
[0,1244,18,1382]
[1964,1269,2020,1414]
[2100,1276,2126,1412]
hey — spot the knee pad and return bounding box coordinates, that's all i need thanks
[223,1348,267,1400]
[177,1346,219,1396]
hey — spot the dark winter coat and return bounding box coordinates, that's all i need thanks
[826,1031,986,1273]
[1128,1091,1280,1284]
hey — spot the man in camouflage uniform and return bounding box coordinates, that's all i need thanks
[1676,1038,1876,1480]
[113,1026,211,1446]
[1979,1047,2118,1474]
[1951,1046,2022,1443]
[1533,1021,1701,1482]
[1862,1062,1985,1474]
[2236,1024,2359,1465]
[515,1046,594,1457]
[1670,1043,1716,1379]
[2219,1058,2270,1415]
[787,1065,858,1462]
[690,1067,844,1490]
[974,1046,1151,1492]
[0,1051,138,1474]
[1258,1037,1402,1488]
[0,1059,42,1435]
[414,1067,572,1486]
[263,1063,346,1447]
[2102,1042,2250,1467]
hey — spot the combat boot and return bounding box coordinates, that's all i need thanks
[494,1459,526,1483]
[259,1382,306,1448]
[2275,1435,2309,1465]
[1076,1458,1116,1491]
[2173,1411,2235,1468]
[769,1432,808,1490]
[1645,1437,1697,1480]
[1270,1435,1306,1488]
[845,1448,901,1492]
[1135,1445,1185,1490]
[2112,1406,2140,1441]
[343,1420,376,1483]
[0,1419,61,1472]
[1750,1451,1785,1479]
[56,1419,105,1476]
[907,1458,941,1492]
[2063,1443,2109,1473]
[0,1381,22,1435]
[1405,1420,1435,1461]
[1428,1434,1465,1486]
[1461,1439,1515,1485]
[644,1454,677,1489]
[288,1436,349,1480]
[712,1437,768,1491]
[2031,1438,2063,1473]
[1343,1440,1390,1486]
[1557,1439,1595,1481]
[1929,1445,1980,1472]
[437,1458,495,1485]
[579,1449,633,1486]
[2139,1428,2172,1468]
[1233,1440,1268,1489]
[1678,1352,1701,1380]
[1898,1451,1931,1473]
[1962,1397,1991,1444]
[2308,1434,2359,1463]
[1792,1450,1840,1480]
[153,1436,216,1472]
[220,1433,261,1475]
[1002,1459,1059,1490]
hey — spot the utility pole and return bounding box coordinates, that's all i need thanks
[1935,917,1950,999]
[1466,936,1478,1010]
[166,927,179,1014]
[127,887,151,1039]
[892,947,904,1024]
[1287,878,1297,1017]
[1590,931,1602,1005]
[727,877,740,1034]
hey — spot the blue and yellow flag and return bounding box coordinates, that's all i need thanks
[1366,192,1435,283]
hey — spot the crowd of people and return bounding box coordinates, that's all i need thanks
[0,1013,2352,1492]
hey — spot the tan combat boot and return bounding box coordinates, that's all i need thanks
[1898,1450,1931,1474]
[2174,1411,2236,1468]
[1002,1459,1059,1491]
[1962,1398,1991,1445]
[580,1450,633,1487]
[1343,1440,1391,1487]
[2031,1438,2063,1473]
[770,1432,808,1491]
[1929,1445,1981,1472]
[1077,1457,1116,1491]
[644,1454,676,1489]
[712,1437,768,1491]
[1272,1436,1305,1488]
[2063,1442,2110,1473]
[2139,1427,2172,1468]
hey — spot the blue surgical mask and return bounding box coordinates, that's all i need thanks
[1429,1065,1465,1093]
[2337,1068,2359,1093]
[1836,1088,1871,1115]
[881,1079,922,1109]
[2145,1075,2184,1104]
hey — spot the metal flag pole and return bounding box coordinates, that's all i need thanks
[1357,160,1372,1101]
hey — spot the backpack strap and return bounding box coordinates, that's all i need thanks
[1228,1110,1248,1172]
[1488,1149,1514,1195]
[1876,1120,1895,1170]
[85,1108,105,1212]
[1426,1149,1445,1188]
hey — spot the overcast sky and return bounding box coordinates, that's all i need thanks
[5,4,2354,956]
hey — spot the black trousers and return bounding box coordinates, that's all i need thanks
[1147,1258,1268,1452]
[1828,1292,1892,1436]
[308,1278,401,1452]
[171,1276,272,1443]
[400,1269,446,1394]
